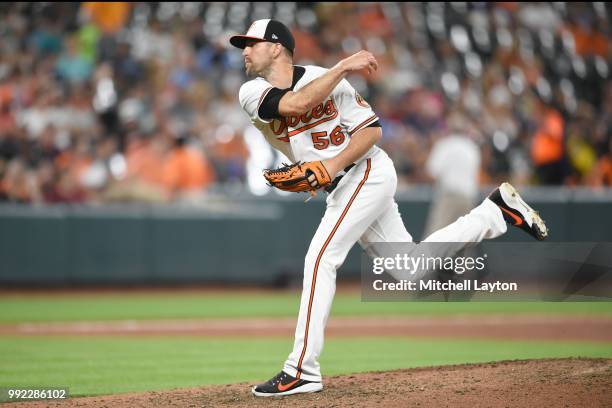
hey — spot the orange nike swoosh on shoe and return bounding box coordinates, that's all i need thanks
[277,379,300,392]
[500,206,523,226]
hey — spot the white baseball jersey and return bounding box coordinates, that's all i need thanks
[239,65,381,164]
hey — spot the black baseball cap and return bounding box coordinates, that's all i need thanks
[229,19,295,54]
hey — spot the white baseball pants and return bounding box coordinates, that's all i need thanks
[282,149,507,381]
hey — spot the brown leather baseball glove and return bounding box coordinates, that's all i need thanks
[263,161,332,193]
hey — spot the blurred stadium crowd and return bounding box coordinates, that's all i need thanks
[0,2,610,204]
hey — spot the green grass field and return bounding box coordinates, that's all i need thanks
[1,292,611,322]
[0,292,611,397]
[1,337,611,396]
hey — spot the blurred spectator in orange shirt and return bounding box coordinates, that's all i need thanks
[531,97,566,184]
[567,24,608,57]
[125,132,167,187]
[162,136,215,200]
[104,131,170,202]
[81,2,131,35]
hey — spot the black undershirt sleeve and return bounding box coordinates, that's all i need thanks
[258,88,291,120]
[366,120,381,129]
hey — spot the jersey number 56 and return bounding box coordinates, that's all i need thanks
[311,126,346,150]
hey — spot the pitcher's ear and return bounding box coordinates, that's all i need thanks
[273,42,283,58]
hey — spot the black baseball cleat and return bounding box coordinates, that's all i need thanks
[488,182,548,241]
[251,371,323,397]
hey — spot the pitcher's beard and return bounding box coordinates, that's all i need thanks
[245,63,254,77]
[245,62,271,78]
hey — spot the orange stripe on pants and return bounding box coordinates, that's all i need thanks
[296,158,372,378]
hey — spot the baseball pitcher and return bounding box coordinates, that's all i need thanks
[230,19,548,397]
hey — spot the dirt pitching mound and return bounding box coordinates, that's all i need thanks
[11,358,611,408]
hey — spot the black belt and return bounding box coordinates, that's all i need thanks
[324,163,356,193]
